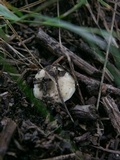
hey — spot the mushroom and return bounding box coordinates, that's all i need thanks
[33,65,75,103]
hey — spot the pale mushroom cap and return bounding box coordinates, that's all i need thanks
[33,66,75,103]
[58,72,75,102]
[35,69,46,79]
[33,84,43,99]
[33,69,45,99]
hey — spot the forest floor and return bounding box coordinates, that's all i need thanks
[0,0,120,160]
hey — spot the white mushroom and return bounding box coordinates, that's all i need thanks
[33,66,75,103]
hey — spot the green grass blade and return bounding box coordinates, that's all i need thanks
[0,4,20,21]
[110,46,120,70]
[98,0,111,9]
[89,45,120,86]
[0,28,9,41]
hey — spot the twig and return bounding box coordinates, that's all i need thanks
[55,3,74,122]
[92,145,120,154]
[75,71,120,96]
[96,1,118,110]
[41,153,75,160]
[55,71,74,123]
[37,28,100,75]
[102,96,120,134]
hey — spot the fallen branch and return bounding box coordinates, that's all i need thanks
[75,71,120,96]
[37,28,100,76]
[102,96,120,134]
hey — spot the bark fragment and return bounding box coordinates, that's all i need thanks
[102,96,120,134]
[0,118,17,160]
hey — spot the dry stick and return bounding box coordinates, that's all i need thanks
[41,153,75,160]
[0,118,17,160]
[4,19,40,67]
[102,96,120,134]
[52,55,65,65]
[75,71,120,96]
[96,1,118,110]
[56,1,74,123]
[37,28,100,76]
[92,145,120,155]
[86,2,118,48]
[36,29,120,97]
[57,11,84,105]
[25,0,30,11]
[19,0,45,10]
[55,75,74,123]
[67,56,85,105]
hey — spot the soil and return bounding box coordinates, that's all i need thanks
[0,0,120,160]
